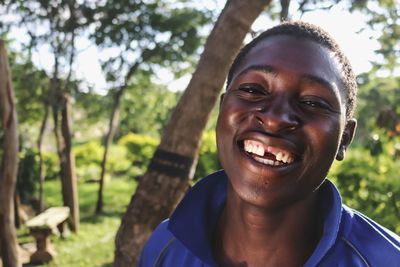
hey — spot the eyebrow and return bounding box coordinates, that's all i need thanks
[235,64,337,93]
[301,74,336,93]
[236,64,278,78]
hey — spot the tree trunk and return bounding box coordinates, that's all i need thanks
[49,48,79,232]
[95,59,142,215]
[52,104,69,207]
[50,58,69,208]
[95,87,124,214]
[60,93,79,232]
[14,194,20,229]
[38,105,49,212]
[114,0,272,266]
[51,79,79,232]
[0,40,21,267]
[280,0,291,21]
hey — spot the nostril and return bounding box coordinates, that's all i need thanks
[287,123,298,131]
[256,116,264,126]
[254,110,300,134]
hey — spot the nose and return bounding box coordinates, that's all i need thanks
[255,97,300,134]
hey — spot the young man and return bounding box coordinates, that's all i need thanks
[139,21,400,267]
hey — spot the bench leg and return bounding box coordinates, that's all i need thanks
[29,228,56,264]
[57,220,70,238]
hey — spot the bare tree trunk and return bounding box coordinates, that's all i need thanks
[0,40,21,267]
[114,0,272,266]
[60,93,79,232]
[52,82,71,209]
[14,194,20,229]
[95,59,142,214]
[52,103,69,205]
[38,105,49,212]
[49,54,69,207]
[280,0,291,21]
[49,34,79,232]
[95,87,124,214]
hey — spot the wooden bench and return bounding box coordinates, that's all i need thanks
[26,207,70,264]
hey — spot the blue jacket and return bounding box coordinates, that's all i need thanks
[139,170,400,267]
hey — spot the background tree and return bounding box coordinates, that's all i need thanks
[114,0,273,265]
[89,0,210,214]
[0,40,20,267]
[118,70,180,138]
[7,48,49,212]
[2,0,94,232]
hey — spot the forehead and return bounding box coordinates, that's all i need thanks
[232,35,345,97]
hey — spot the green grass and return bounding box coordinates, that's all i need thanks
[19,177,137,267]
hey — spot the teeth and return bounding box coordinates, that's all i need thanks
[281,153,289,163]
[252,155,284,166]
[243,139,295,165]
[256,145,264,157]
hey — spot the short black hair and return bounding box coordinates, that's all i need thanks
[226,21,357,119]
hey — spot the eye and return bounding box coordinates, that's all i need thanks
[301,100,327,108]
[299,97,336,112]
[238,83,267,95]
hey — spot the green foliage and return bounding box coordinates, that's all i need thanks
[329,144,400,234]
[91,0,211,82]
[116,131,221,180]
[74,141,131,181]
[107,145,131,176]
[16,149,39,204]
[42,151,60,181]
[74,141,103,181]
[16,148,59,205]
[194,130,220,180]
[118,71,180,138]
[118,133,159,178]
[11,57,49,125]
[74,90,113,126]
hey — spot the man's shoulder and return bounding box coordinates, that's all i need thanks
[341,206,400,265]
[138,219,175,266]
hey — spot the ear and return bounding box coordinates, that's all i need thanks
[336,119,357,161]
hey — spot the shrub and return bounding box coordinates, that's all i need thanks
[118,133,159,178]
[195,130,220,180]
[117,132,221,180]
[329,145,400,234]
[42,150,60,180]
[74,140,131,181]
[17,148,59,206]
[74,141,103,181]
[107,145,131,176]
[17,149,39,204]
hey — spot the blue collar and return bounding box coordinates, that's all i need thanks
[168,170,343,266]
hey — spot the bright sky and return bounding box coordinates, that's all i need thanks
[11,1,380,94]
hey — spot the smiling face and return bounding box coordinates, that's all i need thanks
[216,35,356,209]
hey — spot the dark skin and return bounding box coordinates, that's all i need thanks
[214,35,356,267]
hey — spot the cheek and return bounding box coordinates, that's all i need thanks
[305,118,343,163]
[218,97,253,129]
[216,101,239,135]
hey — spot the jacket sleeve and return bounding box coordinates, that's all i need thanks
[137,220,174,267]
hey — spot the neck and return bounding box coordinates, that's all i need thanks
[214,185,323,267]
